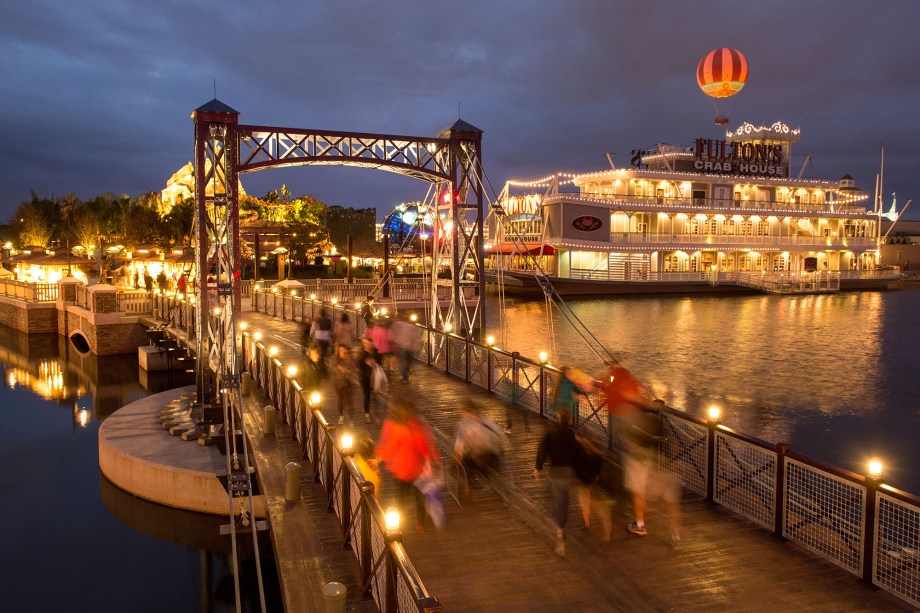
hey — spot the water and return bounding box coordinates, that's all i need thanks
[0,328,280,613]
[487,288,920,493]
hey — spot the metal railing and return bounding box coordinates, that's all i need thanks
[241,334,441,612]
[247,294,920,609]
[735,271,840,293]
[0,278,58,302]
[606,232,877,248]
[543,193,873,216]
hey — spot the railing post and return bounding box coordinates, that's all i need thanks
[325,423,335,493]
[444,334,451,374]
[511,352,520,408]
[426,326,432,366]
[487,345,493,392]
[773,442,791,538]
[538,362,546,417]
[385,544,398,612]
[706,421,718,502]
[862,475,880,584]
[465,337,471,382]
[311,412,321,481]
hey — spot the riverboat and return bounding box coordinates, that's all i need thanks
[487,121,900,295]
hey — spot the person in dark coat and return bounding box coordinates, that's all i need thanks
[534,408,581,557]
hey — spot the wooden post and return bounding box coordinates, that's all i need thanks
[774,442,791,538]
[862,476,880,584]
[382,235,390,298]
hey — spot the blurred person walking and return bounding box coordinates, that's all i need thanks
[375,398,441,532]
[360,295,378,333]
[310,307,333,377]
[357,337,379,423]
[333,311,355,348]
[390,313,418,383]
[534,408,581,557]
[574,433,613,542]
[331,343,355,425]
[369,317,395,371]
[354,436,380,497]
[621,401,682,546]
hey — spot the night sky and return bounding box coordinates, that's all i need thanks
[2,1,918,220]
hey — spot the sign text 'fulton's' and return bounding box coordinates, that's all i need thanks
[693,138,788,177]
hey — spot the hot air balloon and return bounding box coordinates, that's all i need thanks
[697,48,748,125]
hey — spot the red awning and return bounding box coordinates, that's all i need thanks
[486,244,555,256]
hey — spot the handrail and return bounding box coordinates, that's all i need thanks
[240,331,441,612]
[246,291,920,610]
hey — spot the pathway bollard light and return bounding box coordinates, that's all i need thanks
[322,582,347,613]
[285,461,301,502]
[263,405,276,434]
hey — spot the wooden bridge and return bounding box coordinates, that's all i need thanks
[150,294,919,612]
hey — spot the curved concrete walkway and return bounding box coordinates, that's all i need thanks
[99,385,266,517]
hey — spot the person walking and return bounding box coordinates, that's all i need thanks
[360,295,378,334]
[370,316,394,371]
[357,337,378,423]
[331,343,355,424]
[310,308,333,377]
[302,345,323,396]
[621,401,682,546]
[390,313,418,383]
[333,312,355,348]
[534,408,581,557]
[551,366,592,423]
[156,270,168,293]
[375,398,441,532]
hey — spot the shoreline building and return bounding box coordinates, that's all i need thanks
[489,121,893,295]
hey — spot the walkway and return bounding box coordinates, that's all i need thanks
[240,308,910,612]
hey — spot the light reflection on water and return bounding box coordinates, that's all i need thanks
[488,288,920,491]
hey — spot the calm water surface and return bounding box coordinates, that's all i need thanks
[487,288,920,492]
[0,328,279,613]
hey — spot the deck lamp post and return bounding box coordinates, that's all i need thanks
[706,405,721,502]
[863,458,884,583]
[486,335,495,346]
[539,351,548,364]
[269,346,278,357]
[253,331,262,342]
[287,365,297,378]
[444,322,453,333]
[410,314,417,323]
[309,391,321,409]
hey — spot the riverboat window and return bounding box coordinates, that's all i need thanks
[756,221,770,236]
[693,190,706,206]
[704,218,718,235]
[733,192,741,207]
[689,255,699,272]
[740,220,754,235]
[753,255,767,271]
[633,213,648,234]
[663,254,686,272]
[771,255,789,271]
[719,255,734,271]
[739,255,751,272]
[723,219,736,235]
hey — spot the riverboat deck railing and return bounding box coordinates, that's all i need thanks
[543,193,873,216]
[243,294,920,610]
[0,278,58,302]
[605,232,876,248]
[241,332,441,613]
[735,271,840,293]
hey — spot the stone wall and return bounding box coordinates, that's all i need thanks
[0,297,57,333]
[60,305,149,356]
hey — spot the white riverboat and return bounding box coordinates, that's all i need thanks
[488,121,900,295]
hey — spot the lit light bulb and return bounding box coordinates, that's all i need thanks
[340,433,353,451]
[539,351,548,364]
[409,314,417,322]
[287,365,297,377]
[385,507,400,532]
[253,332,262,342]
[708,405,721,421]
[868,459,883,480]
[269,346,278,356]
[486,335,495,346]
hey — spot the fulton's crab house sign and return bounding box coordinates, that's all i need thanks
[693,137,787,177]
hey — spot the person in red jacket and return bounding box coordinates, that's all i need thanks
[375,398,440,531]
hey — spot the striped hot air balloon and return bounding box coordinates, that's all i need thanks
[697,48,748,99]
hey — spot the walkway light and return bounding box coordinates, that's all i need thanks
[539,351,548,364]
[212,306,222,316]
[272,286,279,294]
[290,290,297,297]
[287,365,297,377]
[708,405,721,422]
[868,459,883,480]
[254,284,262,291]
[253,331,262,342]
[310,293,317,301]
[330,297,338,305]
[354,301,362,309]
[486,335,495,346]
[309,391,321,407]
[444,322,453,333]
[380,307,388,316]
[269,346,278,357]
[409,314,418,322]
[340,433,353,453]
[384,507,401,534]
[239,322,247,330]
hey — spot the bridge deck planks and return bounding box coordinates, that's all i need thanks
[189,306,911,612]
